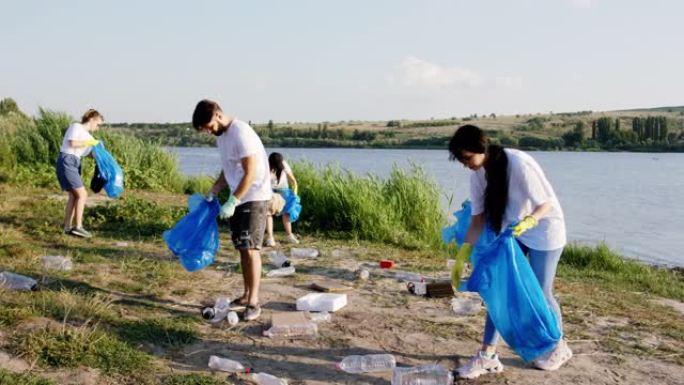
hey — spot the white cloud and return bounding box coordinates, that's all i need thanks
[495,76,524,89]
[389,56,484,89]
[569,0,598,9]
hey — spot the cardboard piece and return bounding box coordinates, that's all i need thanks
[425,281,455,298]
[310,281,353,293]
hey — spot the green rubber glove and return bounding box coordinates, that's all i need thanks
[219,195,241,220]
[511,215,538,237]
[451,243,473,288]
[83,139,100,147]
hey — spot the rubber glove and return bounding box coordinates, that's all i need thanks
[451,243,473,288]
[511,215,538,237]
[219,195,241,220]
[83,139,100,147]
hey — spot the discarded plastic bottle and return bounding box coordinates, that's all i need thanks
[201,297,232,323]
[226,311,239,326]
[251,372,287,385]
[337,354,396,373]
[450,297,482,316]
[407,281,427,296]
[40,256,73,271]
[290,247,319,259]
[391,364,453,385]
[266,266,296,278]
[356,268,370,281]
[395,271,423,282]
[207,355,250,373]
[0,272,38,291]
[268,251,291,268]
[263,322,318,339]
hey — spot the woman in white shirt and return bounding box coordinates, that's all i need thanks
[264,152,299,246]
[55,109,103,238]
[448,125,572,379]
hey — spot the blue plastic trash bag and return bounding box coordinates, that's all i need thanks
[467,227,561,362]
[281,188,302,223]
[163,193,220,272]
[91,143,124,198]
[442,200,472,246]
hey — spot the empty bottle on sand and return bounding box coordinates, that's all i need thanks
[337,354,396,373]
[207,355,250,373]
[266,266,296,278]
[251,372,288,385]
[0,272,37,291]
[202,297,231,323]
[391,364,453,385]
[40,255,73,271]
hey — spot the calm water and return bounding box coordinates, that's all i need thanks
[167,147,684,267]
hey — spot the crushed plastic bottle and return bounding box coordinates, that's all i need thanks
[201,297,232,323]
[356,268,370,281]
[251,372,288,385]
[267,250,291,268]
[407,281,427,296]
[290,247,319,259]
[0,272,38,291]
[451,296,482,316]
[40,256,73,271]
[395,271,423,282]
[307,311,331,323]
[263,322,318,339]
[337,354,396,373]
[266,266,296,278]
[391,364,453,385]
[226,311,239,326]
[207,355,250,373]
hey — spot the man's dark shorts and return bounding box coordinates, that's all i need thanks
[229,200,269,250]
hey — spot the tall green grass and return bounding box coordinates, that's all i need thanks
[292,161,447,249]
[0,107,211,193]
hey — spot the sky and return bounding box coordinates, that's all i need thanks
[1,0,683,123]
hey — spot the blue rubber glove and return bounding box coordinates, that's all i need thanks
[219,195,241,220]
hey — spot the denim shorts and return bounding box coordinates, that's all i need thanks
[229,200,269,250]
[55,153,83,191]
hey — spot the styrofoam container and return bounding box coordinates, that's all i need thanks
[296,293,347,312]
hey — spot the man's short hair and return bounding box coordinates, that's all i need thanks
[192,99,221,130]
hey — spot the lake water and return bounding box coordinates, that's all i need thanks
[167,147,684,267]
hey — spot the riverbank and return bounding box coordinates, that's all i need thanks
[1,185,682,385]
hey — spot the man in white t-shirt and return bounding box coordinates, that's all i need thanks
[192,99,272,321]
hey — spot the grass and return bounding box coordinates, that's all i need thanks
[116,317,199,349]
[162,373,234,385]
[0,369,56,385]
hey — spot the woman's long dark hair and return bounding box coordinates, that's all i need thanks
[269,152,285,182]
[448,125,509,233]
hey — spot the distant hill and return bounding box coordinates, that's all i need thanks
[616,106,684,113]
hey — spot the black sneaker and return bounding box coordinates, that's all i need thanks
[69,227,92,238]
[63,227,72,235]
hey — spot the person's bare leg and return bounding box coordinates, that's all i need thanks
[246,249,261,305]
[266,215,275,242]
[282,214,292,236]
[237,250,251,304]
[63,191,76,231]
[73,187,88,228]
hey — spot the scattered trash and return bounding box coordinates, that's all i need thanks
[331,248,352,258]
[290,248,319,259]
[115,241,129,247]
[226,311,239,326]
[251,372,288,385]
[207,355,250,373]
[394,271,423,282]
[263,312,318,339]
[296,293,347,312]
[355,268,370,281]
[407,281,427,296]
[306,311,331,323]
[391,364,453,385]
[310,281,353,293]
[379,259,395,269]
[0,272,37,291]
[40,255,73,271]
[425,281,455,298]
[451,296,483,316]
[337,354,396,373]
[267,266,296,278]
[201,297,232,324]
[267,250,291,268]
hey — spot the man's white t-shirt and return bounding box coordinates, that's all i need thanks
[60,123,95,157]
[469,148,566,251]
[271,160,291,189]
[216,119,272,203]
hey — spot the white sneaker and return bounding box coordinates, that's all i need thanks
[264,238,277,247]
[457,351,504,379]
[534,340,572,371]
[283,234,299,244]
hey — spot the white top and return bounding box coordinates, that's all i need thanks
[216,119,272,203]
[59,123,95,157]
[469,148,566,251]
[271,160,292,189]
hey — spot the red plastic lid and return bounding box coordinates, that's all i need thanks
[379,259,395,268]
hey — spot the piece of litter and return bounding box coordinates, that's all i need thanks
[40,255,73,271]
[379,260,395,269]
[0,272,37,291]
[451,296,483,316]
[264,312,318,339]
[310,281,353,293]
[266,266,296,278]
[394,271,423,282]
[296,293,347,312]
[355,268,370,280]
[307,311,331,323]
[290,247,319,259]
